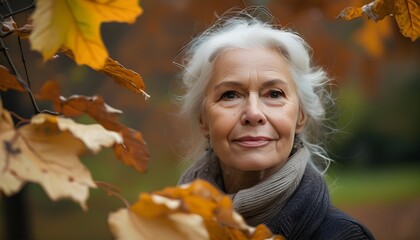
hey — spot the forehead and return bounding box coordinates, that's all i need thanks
[210,47,293,83]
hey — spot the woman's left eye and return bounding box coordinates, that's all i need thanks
[267,90,284,98]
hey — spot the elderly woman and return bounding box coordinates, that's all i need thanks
[176,11,374,240]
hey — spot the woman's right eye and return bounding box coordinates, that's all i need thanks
[221,91,237,100]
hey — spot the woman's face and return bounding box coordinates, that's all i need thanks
[200,47,306,172]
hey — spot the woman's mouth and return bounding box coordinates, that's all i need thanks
[232,136,274,147]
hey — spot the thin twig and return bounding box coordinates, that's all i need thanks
[1,0,14,18]
[0,36,60,116]
[0,38,21,78]
[18,36,31,88]
[9,110,30,125]
[95,181,130,208]
[2,0,36,19]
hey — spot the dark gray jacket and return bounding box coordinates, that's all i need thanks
[267,165,375,239]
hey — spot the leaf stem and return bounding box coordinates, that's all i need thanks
[95,181,130,208]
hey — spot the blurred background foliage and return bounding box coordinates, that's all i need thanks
[1,0,419,239]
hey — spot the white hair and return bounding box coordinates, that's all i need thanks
[176,11,334,172]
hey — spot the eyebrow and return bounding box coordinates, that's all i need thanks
[214,81,243,90]
[261,79,288,87]
[214,78,288,90]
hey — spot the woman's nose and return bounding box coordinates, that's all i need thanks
[240,95,267,126]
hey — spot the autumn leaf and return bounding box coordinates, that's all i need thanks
[337,0,396,21]
[0,103,122,209]
[395,0,420,41]
[336,7,364,20]
[337,0,419,41]
[0,65,27,92]
[109,209,210,240]
[98,57,149,98]
[61,49,149,98]
[108,180,284,240]
[37,80,149,172]
[113,128,149,172]
[29,0,143,69]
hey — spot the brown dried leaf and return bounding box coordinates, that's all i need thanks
[98,57,147,95]
[36,80,149,172]
[113,128,148,172]
[337,0,420,41]
[336,0,395,21]
[370,0,397,21]
[0,65,27,92]
[0,105,122,209]
[108,179,284,240]
[1,16,17,33]
[61,49,149,98]
[395,0,420,40]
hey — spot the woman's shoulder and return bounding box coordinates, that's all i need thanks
[312,206,375,240]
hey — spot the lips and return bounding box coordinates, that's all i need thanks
[232,136,274,147]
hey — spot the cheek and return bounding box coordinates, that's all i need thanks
[269,111,300,136]
[207,109,238,138]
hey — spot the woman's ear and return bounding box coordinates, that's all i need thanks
[295,108,307,134]
[199,111,210,137]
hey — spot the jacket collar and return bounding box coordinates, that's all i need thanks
[267,164,330,240]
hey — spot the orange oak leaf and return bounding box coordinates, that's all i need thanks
[37,80,149,172]
[29,0,143,69]
[0,65,27,92]
[108,180,284,240]
[0,103,122,209]
[61,49,149,98]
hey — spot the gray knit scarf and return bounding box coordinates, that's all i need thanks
[178,147,309,226]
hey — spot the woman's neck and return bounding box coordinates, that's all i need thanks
[220,162,284,194]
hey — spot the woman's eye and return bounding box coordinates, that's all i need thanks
[221,91,237,100]
[267,90,284,98]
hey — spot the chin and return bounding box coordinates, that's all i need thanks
[236,161,280,172]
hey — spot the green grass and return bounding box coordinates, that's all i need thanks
[326,164,420,205]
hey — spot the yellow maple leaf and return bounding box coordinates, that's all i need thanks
[29,0,143,69]
[0,103,122,209]
[108,180,284,240]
